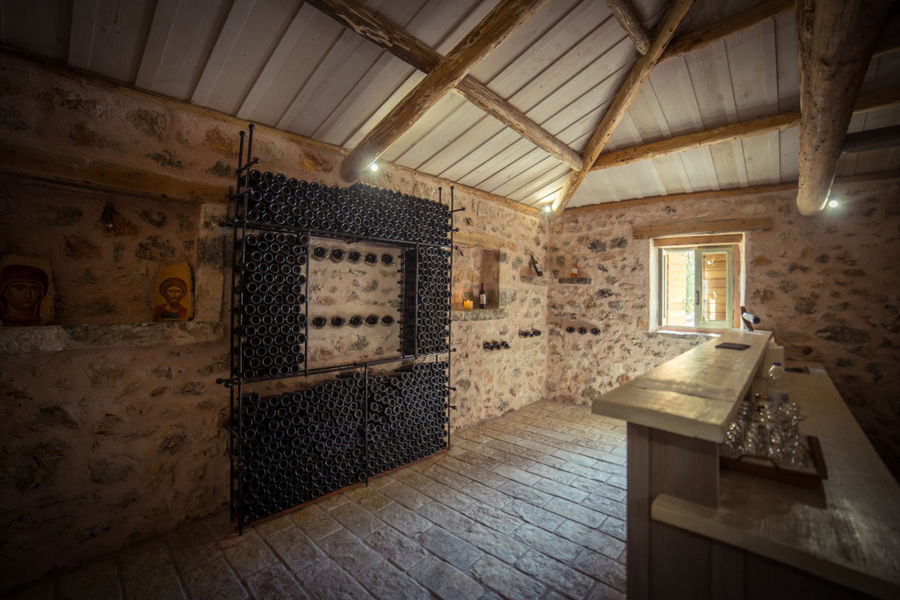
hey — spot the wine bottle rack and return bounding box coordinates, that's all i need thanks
[220,125,458,531]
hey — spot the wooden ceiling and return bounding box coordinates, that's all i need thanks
[1,0,898,211]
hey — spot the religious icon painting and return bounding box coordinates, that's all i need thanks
[153,262,193,322]
[0,255,54,326]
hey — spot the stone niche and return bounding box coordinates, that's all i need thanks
[304,236,402,368]
[452,245,500,310]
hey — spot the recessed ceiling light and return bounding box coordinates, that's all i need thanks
[369,163,378,172]
[828,199,838,208]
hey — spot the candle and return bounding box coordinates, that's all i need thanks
[463,300,474,310]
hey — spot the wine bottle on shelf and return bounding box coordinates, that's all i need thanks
[478,282,487,309]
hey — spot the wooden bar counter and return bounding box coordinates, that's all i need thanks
[592,330,900,599]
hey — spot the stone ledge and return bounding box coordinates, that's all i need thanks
[451,308,508,321]
[0,321,225,354]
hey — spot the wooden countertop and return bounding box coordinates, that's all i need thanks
[651,364,900,599]
[591,330,772,443]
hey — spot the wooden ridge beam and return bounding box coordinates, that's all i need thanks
[589,87,900,171]
[796,0,893,215]
[632,217,774,239]
[562,171,900,215]
[307,0,581,177]
[842,125,900,154]
[607,0,650,55]
[661,0,792,63]
[553,0,693,213]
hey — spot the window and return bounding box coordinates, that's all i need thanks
[651,234,743,332]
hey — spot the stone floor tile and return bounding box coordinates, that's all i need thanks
[315,492,351,511]
[181,556,247,600]
[263,526,327,574]
[465,500,521,534]
[244,563,310,600]
[354,558,432,600]
[544,497,607,528]
[586,580,627,599]
[598,516,626,541]
[460,479,512,508]
[118,538,172,579]
[204,510,237,539]
[496,479,554,507]
[379,481,431,510]
[459,523,528,565]
[531,478,590,503]
[515,549,595,599]
[301,562,374,600]
[492,463,540,486]
[376,501,433,537]
[364,526,429,572]
[571,548,627,592]
[123,563,186,600]
[252,515,295,538]
[220,528,278,578]
[355,490,395,512]
[417,501,476,535]
[581,493,626,521]
[505,494,563,529]
[524,461,578,485]
[58,559,122,600]
[568,477,628,502]
[418,526,482,570]
[416,478,474,510]
[607,473,628,489]
[408,556,483,600]
[165,520,219,572]
[513,523,583,562]
[554,518,625,559]
[328,501,385,538]
[317,528,381,572]
[470,555,545,600]
[419,464,471,491]
[289,503,343,540]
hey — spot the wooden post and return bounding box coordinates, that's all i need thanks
[795,0,893,215]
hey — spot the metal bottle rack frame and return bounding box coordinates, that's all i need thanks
[218,125,460,532]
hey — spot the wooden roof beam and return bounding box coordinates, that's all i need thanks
[307,0,581,173]
[842,125,900,154]
[589,87,900,171]
[553,0,694,213]
[796,0,893,215]
[563,170,900,215]
[661,0,792,63]
[607,0,650,55]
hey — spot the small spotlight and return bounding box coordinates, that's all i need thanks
[369,163,378,172]
[542,205,552,213]
[828,199,838,208]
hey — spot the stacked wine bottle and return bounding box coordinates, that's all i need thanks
[367,361,450,474]
[236,232,308,380]
[401,247,451,356]
[238,374,365,521]
[241,171,450,245]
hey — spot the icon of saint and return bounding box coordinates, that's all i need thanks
[0,264,50,326]
[153,277,189,321]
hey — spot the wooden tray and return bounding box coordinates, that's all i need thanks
[720,436,828,488]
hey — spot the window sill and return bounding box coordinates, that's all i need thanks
[0,321,224,354]
[650,327,725,341]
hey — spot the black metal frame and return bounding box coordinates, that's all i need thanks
[219,124,458,532]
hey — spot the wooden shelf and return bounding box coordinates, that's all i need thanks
[557,277,591,284]
[520,275,551,285]
[0,321,224,354]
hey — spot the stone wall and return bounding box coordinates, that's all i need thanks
[547,184,900,477]
[0,51,550,592]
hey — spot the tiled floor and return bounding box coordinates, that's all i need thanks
[12,401,629,600]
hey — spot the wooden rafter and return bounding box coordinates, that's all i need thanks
[607,0,650,55]
[796,0,893,215]
[661,0,792,63]
[306,0,579,180]
[842,125,900,154]
[589,87,900,171]
[553,0,694,213]
[563,170,900,215]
